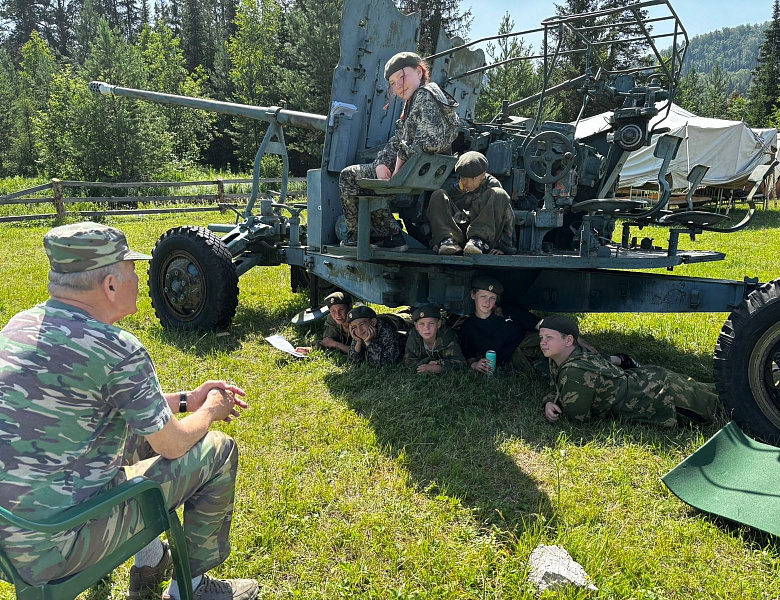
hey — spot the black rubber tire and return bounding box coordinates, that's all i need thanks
[148,226,239,331]
[714,278,780,445]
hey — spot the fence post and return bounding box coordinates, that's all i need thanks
[51,179,65,223]
[216,179,225,213]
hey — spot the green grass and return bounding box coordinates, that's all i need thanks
[1,208,780,599]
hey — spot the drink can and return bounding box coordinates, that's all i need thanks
[486,350,497,375]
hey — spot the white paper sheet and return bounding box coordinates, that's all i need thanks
[265,334,308,358]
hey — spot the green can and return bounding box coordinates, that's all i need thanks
[486,350,497,375]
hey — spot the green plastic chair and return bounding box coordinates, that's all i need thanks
[0,476,192,600]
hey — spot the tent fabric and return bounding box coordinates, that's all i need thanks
[575,103,777,189]
[662,421,780,537]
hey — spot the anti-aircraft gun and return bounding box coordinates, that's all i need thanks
[91,0,780,445]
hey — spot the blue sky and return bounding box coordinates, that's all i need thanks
[469,0,773,45]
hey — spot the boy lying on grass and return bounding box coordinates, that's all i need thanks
[347,305,410,367]
[296,291,353,355]
[403,304,466,374]
[540,315,722,427]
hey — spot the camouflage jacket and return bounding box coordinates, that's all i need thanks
[348,318,404,367]
[375,83,460,167]
[550,348,719,427]
[322,313,352,346]
[0,300,171,565]
[403,326,466,372]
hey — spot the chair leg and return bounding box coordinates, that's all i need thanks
[167,511,193,600]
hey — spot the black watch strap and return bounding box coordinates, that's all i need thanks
[179,391,187,414]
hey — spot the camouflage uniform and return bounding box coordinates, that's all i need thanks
[348,317,406,367]
[427,173,515,251]
[403,326,466,372]
[321,313,352,346]
[340,82,460,237]
[0,300,236,585]
[548,347,721,427]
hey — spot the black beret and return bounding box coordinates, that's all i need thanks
[384,52,422,80]
[471,276,503,295]
[325,291,352,308]
[539,315,580,339]
[412,304,441,322]
[454,151,488,177]
[346,305,377,322]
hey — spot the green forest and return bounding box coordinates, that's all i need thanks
[1,0,780,183]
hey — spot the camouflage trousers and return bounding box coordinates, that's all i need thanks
[509,331,551,381]
[427,188,515,251]
[340,163,401,237]
[9,431,238,585]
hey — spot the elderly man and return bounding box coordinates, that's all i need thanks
[539,315,721,428]
[0,222,257,600]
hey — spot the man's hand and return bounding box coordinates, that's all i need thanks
[376,164,392,180]
[362,325,376,346]
[294,346,311,355]
[320,337,337,349]
[203,388,235,423]
[544,402,562,422]
[188,380,247,422]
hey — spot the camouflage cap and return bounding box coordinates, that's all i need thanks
[346,305,377,322]
[471,275,503,295]
[412,304,441,322]
[44,221,152,273]
[384,51,422,80]
[539,315,579,339]
[325,291,352,308]
[455,151,488,178]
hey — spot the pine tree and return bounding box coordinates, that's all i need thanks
[675,67,703,115]
[394,0,472,56]
[746,0,780,126]
[474,13,538,122]
[0,49,17,176]
[701,62,729,118]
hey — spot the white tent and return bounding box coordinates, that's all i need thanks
[575,103,777,189]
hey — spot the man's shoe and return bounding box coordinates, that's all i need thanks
[126,541,172,599]
[463,237,489,255]
[614,352,641,370]
[182,574,259,600]
[438,237,462,255]
[371,233,408,252]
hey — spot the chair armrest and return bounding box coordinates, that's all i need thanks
[0,477,165,534]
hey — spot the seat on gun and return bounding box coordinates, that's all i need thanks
[357,152,457,195]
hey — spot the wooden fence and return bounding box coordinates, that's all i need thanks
[0,177,307,224]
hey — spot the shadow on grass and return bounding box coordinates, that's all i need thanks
[143,292,311,356]
[324,365,554,538]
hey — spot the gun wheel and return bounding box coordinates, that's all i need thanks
[714,278,780,445]
[148,226,238,331]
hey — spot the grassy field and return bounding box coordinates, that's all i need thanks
[1,208,779,599]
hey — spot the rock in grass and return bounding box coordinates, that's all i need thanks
[527,544,598,594]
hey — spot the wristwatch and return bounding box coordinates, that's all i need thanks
[179,391,187,414]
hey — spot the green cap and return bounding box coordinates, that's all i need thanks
[325,291,352,308]
[455,151,488,178]
[384,51,422,80]
[347,305,377,322]
[539,315,579,339]
[471,275,503,295]
[44,221,152,274]
[412,304,441,322]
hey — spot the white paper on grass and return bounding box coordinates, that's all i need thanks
[265,334,307,358]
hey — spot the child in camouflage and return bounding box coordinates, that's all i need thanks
[540,315,722,427]
[346,305,410,367]
[296,291,353,355]
[403,304,466,374]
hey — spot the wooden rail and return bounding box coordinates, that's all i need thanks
[0,177,307,223]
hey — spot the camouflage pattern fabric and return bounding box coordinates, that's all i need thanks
[321,313,352,346]
[549,347,720,427]
[403,326,466,372]
[348,318,405,367]
[0,300,235,584]
[509,331,550,381]
[428,174,515,251]
[44,221,151,273]
[340,82,460,236]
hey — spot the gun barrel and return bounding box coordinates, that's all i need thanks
[89,81,328,133]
